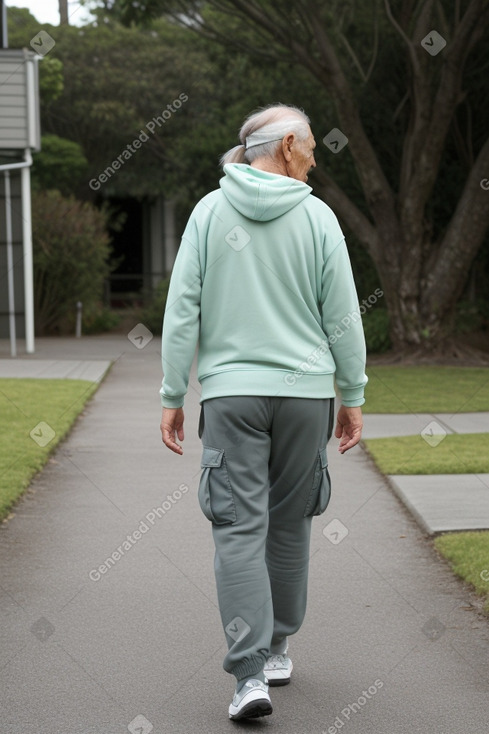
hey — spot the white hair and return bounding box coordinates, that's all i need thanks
[220,104,310,167]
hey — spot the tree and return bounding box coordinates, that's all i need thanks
[34,19,212,200]
[9,6,327,206]
[7,9,64,103]
[99,0,489,353]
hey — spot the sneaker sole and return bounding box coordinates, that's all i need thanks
[267,676,291,687]
[264,661,293,687]
[229,699,273,720]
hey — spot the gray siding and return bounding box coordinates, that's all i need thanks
[0,50,39,150]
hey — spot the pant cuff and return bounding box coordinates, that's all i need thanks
[270,636,288,654]
[231,652,267,681]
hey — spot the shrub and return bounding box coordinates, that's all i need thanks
[454,299,489,334]
[32,135,88,197]
[138,278,171,335]
[32,191,113,335]
[362,308,391,354]
[82,306,121,335]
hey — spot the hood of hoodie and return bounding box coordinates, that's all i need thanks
[219,163,312,222]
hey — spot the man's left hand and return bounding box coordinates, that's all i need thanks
[160,407,185,455]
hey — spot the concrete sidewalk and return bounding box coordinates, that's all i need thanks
[0,358,110,382]
[1,335,489,733]
[363,412,489,534]
[363,412,489,438]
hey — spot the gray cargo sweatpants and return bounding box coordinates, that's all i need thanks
[198,395,334,682]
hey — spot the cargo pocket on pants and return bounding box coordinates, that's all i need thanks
[198,446,237,525]
[304,448,331,517]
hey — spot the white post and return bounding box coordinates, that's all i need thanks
[21,151,34,353]
[4,170,16,358]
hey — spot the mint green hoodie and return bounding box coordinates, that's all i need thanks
[160,163,367,408]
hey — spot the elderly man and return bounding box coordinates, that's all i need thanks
[160,104,367,720]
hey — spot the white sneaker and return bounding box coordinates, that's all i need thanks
[264,653,293,686]
[228,679,273,720]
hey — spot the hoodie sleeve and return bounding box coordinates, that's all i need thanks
[320,237,368,406]
[160,218,201,409]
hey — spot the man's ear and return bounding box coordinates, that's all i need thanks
[281,133,295,162]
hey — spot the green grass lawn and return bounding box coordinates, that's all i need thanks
[0,378,98,521]
[364,433,489,474]
[364,366,489,413]
[362,365,489,612]
[434,532,489,612]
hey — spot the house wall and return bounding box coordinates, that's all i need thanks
[0,170,25,338]
[0,49,41,151]
[0,49,41,343]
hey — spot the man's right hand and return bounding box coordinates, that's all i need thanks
[335,405,363,454]
[160,407,185,455]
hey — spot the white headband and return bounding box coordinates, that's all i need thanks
[244,118,305,150]
[245,134,283,150]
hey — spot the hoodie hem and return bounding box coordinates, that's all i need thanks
[199,370,339,402]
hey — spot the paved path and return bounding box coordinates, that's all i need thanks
[0,358,110,382]
[2,336,488,535]
[1,336,489,733]
[363,412,489,438]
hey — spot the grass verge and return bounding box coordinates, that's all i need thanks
[0,378,98,521]
[434,532,489,613]
[363,433,489,474]
[364,366,489,413]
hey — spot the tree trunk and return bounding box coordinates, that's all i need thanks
[314,167,488,350]
[59,0,69,25]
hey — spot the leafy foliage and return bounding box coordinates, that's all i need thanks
[7,8,64,103]
[82,307,122,334]
[362,309,391,354]
[38,57,64,103]
[138,278,171,334]
[32,190,113,334]
[32,135,88,196]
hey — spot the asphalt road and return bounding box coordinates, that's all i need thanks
[1,336,488,734]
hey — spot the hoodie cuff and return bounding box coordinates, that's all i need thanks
[340,387,365,407]
[161,394,184,409]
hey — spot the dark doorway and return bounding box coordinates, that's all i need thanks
[106,197,144,307]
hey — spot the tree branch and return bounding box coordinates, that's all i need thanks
[338,31,368,82]
[424,133,489,314]
[297,0,397,228]
[179,0,398,234]
[387,0,434,205]
[366,13,380,82]
[399,0,489,240]
[167,3,290,61]
[338,16,379,85]
[311,168,379,257]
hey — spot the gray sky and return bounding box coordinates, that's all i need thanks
[5,1,94,26]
